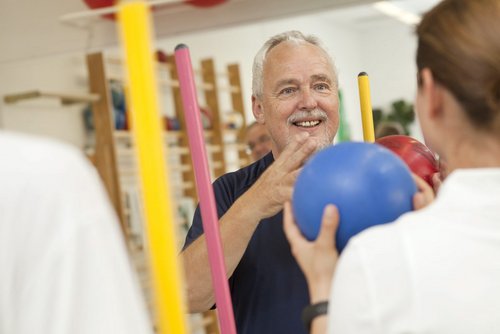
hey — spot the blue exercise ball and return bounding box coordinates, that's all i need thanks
[292,142,416,253]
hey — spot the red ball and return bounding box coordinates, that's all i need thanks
[185,0,227,8]
[82,0,155,20]
[376,135,438,187]
[82,0,115,20]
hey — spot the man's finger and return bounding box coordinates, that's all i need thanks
[276,133,318,171]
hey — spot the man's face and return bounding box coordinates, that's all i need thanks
[252,41,340,157]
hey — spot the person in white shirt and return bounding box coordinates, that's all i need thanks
[0,131,153,334]
[283,0,500,333]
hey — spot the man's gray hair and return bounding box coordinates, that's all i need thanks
[252,30,338,99]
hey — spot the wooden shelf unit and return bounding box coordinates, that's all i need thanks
[86,51,249,334]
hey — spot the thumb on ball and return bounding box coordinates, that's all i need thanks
[317,204,339,247]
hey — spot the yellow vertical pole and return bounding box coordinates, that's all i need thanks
[117,2,188,334]
[357,72,375,142]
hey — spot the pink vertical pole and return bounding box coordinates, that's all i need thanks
[174,44,237,334]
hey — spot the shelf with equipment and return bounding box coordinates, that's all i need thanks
[85,50,248,334]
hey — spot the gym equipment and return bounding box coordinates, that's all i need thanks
[186,0,227,7]
[118,3,187,333]
[358,72,375,142]
[175,44,237,334]
[376,135,439,187]
[83,0,116,20]
[293,142,416,253]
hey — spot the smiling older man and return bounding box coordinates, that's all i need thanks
[181,31,339,334]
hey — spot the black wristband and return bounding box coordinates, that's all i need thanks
[301,301,329,332]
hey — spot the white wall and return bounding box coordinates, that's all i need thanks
[0,7,423,147]
[360,22,417,107]
[153,13,365,140]
[358,20,423,139]
[0,53,88,147]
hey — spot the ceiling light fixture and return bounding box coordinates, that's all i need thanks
[373,1,421,25]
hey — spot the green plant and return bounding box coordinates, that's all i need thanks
[373,99,415,137]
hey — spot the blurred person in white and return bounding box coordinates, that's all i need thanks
[0,131,153,334]
[283,0,500,333]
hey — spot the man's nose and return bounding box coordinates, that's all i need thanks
[298,89,318,110]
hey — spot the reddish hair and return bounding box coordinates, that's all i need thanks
[416,0,500,131]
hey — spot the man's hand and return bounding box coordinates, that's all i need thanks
[182,132,324,312]
[245,132,321,219]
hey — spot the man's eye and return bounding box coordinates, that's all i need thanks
[314,83,330,91]
[279,87,296,95]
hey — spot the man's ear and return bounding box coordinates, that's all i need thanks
[252,95,265,124]
[420,68,444,120]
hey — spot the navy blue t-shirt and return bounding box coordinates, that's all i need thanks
[183,152,309,334]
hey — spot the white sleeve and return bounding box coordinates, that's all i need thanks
[327,242,379,334]
[11,148,154,334]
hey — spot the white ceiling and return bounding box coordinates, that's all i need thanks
[317,0,440,29]
[0,0,439,64]
[393,0,440,15]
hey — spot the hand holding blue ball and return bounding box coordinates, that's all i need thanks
[292,142,417,253]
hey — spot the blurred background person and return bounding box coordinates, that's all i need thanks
[245,121,272,161]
